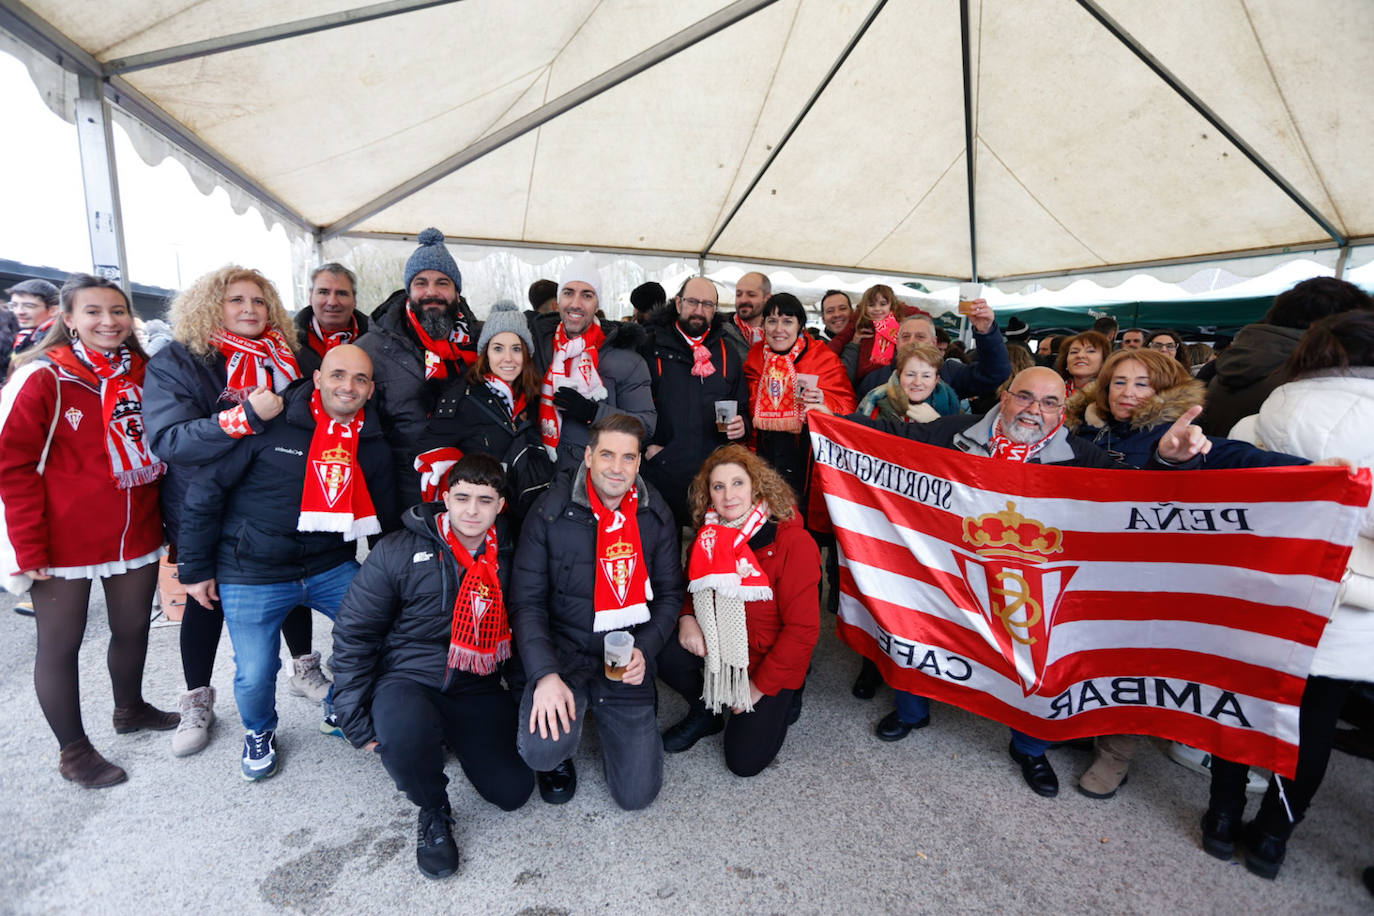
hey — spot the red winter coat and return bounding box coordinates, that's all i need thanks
[0,349,162,577]
[683,514,821,695]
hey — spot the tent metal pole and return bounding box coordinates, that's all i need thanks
[321,0,782,241]
[74,73,129,287]
[699,0,890,260]
[1076,0,1346,247]
[104,0,464,74]
[1334,245,1350,279]
[959,0,977,282]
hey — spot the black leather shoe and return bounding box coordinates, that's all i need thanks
[874,710,930,742]
[536,758,577,805]
[1242,821,1288,880]
[786,689,803,726]
[1200,808,1242,860]
[851,659,881,700]
[416,804,459,879]
[1008,743,1059,797]
[661,706,724,753]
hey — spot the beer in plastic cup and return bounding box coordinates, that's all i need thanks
[714,400,738,433]
[958,282,982,316]
[603,631,634,681]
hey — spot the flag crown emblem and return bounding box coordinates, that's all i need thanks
[605,538,635,560]
[962,501,1062,560]
[319,443,352,464]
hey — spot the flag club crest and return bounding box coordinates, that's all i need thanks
[600,538,638,605]
[953,501,1077,696]
[312,443,353,508]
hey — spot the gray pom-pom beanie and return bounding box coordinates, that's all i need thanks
[404,227,462,291]
[477,300,534,355]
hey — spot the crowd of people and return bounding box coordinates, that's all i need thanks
[0,235,1369,889]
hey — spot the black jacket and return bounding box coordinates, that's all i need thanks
[177,379,398,585]
[330,503,517,747]
[529,312,656,471]
[144,340,275,545]
[1201,323,1304,436]
[508,468,683,703]
[357,290,480,501]
[641,312,749,525]
[852,407,1128,469]
[293,307,371,377]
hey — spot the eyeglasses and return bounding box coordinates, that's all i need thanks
[680,297,717,310]
[1149,341,1179,351]
[1008,390,1064,412]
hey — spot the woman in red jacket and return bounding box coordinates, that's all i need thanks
[656,445,820,776]
[0,275,177,788]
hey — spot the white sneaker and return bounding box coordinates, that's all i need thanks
[1166,741,1270,793]
[171,686,215,757]
[288,651,332,701]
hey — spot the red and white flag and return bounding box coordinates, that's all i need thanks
[808,413,1371,777]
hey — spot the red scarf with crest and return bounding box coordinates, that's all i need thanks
[211,327,300,398]
[752,336,807,432]
[870,313,899,365]
[297,389,379,540]
[51,342,166,489]
[586,474,651,631]
[539,322,607,457]
[305,314,359,358]
[439,515,510,675]
[405,304,473,379]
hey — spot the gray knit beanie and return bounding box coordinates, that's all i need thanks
[404,228,462,291]
[477,300,534,354]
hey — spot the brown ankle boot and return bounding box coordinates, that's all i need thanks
[113,701,181,734]
[59,738,127,788]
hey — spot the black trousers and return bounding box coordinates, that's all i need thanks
[657,637,795,777]
[372,677,534,813]
[1209,674,1355,836]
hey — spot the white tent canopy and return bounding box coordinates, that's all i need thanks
[3,0,1371,287]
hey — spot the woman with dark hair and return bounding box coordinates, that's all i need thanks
[1201,310,1374,880]
[656,446,819,775]
[743,293,855,499]
[0,275,177,787]
[1063,347,1305,803]
[143,265,321,756]
[1144,328,1190,369]
[418,302,552,523]
[1053,330,1110,396]
[857,344,960,423]
[827,284,913,380]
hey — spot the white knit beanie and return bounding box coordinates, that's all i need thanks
[559,252,603,307]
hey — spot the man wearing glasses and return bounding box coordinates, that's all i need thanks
[641,276,749,527]
[848,366,1209,798]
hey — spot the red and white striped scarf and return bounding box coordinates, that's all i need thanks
[752,335,807,432]
[735,314,764,346]
[539,322,607,457]
[587,475,651,631]
[297,389,379,540]
[405,304,473,380]
[678,327,715,378]
[12,317,55,353]
[485,375,527,420]
[439,515,510,676]
[54,342,165,489]
[988,413,1065,462]
[211,327,300,398]
[305,314,358,358]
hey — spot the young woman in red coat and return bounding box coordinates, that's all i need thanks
[656,445,821,776]
[0,275,178,788]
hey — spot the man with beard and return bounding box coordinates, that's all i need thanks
[641,276,748,526]
[532,253,655,473]
[720,271,770,361]
[358,229,480,500]
[846,366,1210,798]
[295,263,370,376]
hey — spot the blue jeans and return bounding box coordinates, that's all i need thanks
[220,561,358,733]
[894,690,1050,757]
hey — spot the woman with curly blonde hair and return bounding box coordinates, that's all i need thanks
[827,283,913,380]
[656,445,820,776]
[144,266,326,757]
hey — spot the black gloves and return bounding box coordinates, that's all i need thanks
[553,388,599,424]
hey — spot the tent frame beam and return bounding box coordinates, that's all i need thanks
[104,0,465,75]
[700,0,890,260]
[1076,0,1346,247]
[0,0,315,234]
[320,0,781,241]
[959,0,977,281]
[75,72,129,286]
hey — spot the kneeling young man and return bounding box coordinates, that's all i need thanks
[509,413,684,810]
[332,454,534,880]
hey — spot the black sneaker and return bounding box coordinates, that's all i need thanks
[536,758,577,805]
[661,706,724,753]
[416,804,459,879]
[240,729,278,781]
